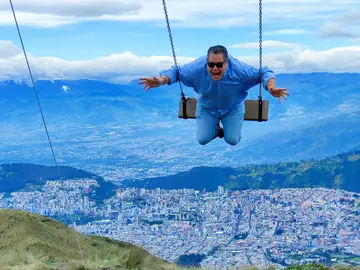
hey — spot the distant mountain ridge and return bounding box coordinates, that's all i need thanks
[1,150,359,198]
[1,72,360,181]
[1,72,360,123]
[0,78,179,124]
[122,150,360,193]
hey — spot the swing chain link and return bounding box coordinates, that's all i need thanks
[259,0,263,100]
[162,0,185,99]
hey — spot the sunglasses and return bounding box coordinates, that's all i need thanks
[207,61,225,68]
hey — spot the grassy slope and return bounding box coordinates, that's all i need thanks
[0,209,178,270]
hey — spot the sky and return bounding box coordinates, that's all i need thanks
[0,0,360,83]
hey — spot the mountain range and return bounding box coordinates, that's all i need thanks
[1,149,359,199]
[1,72,360,182]
[122,150,360,193]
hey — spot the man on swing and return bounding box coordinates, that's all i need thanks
[139,45,289,146]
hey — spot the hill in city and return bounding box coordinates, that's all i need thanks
[1,150,360,200]
[123,150,360,193]
[0,163,117,205]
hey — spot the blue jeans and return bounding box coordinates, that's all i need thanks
[196,103,245,146]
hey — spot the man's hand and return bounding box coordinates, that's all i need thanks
[138,76,167,92]
[268,86,289,103]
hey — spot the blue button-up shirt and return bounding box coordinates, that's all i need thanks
[159,54,275,116]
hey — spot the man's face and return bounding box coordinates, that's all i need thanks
[207,52,228,80]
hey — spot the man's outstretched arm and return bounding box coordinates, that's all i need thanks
[266,77,289,103]
[139,56,205,91]
[233,58,289,103]
[159,56,206,87]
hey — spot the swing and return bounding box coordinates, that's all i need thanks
[162,0,269,122]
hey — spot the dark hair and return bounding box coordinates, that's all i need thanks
[207,45,228,62]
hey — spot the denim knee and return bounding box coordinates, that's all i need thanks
[224,136,241,146]
[197,137,213,145]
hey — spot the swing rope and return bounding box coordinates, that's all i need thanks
[9,1,87,268]
[9,0,61,177]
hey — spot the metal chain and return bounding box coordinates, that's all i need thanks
[162,0,185,98]
[259,0,263,99]
[162,0,262,101]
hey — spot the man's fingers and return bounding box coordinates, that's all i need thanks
[143,84,150,91]
[273,89,288,93]
[138,77,159,92]
[271,89,290,101]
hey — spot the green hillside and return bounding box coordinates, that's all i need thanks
[225,150,360,192]
[123,150,360,193]
[2,150,359,200]
[0,209,180,270]
[0,163,117,204]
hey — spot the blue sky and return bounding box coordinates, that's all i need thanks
[0,0,359,82]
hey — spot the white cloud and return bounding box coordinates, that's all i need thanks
[336,9,360,26]
[231,40,300,49]
[1,40,360,83]
[1,0,141,17]
[263,29,313,35]
[0,40,21,58]
[239,46,360,73]
[317,9,360,39]
[0,44,195,82]
[0,0,358,28]
[318,22,359,38]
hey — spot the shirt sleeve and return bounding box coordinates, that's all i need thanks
[236,60,275,91]
[159,56,205,88]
